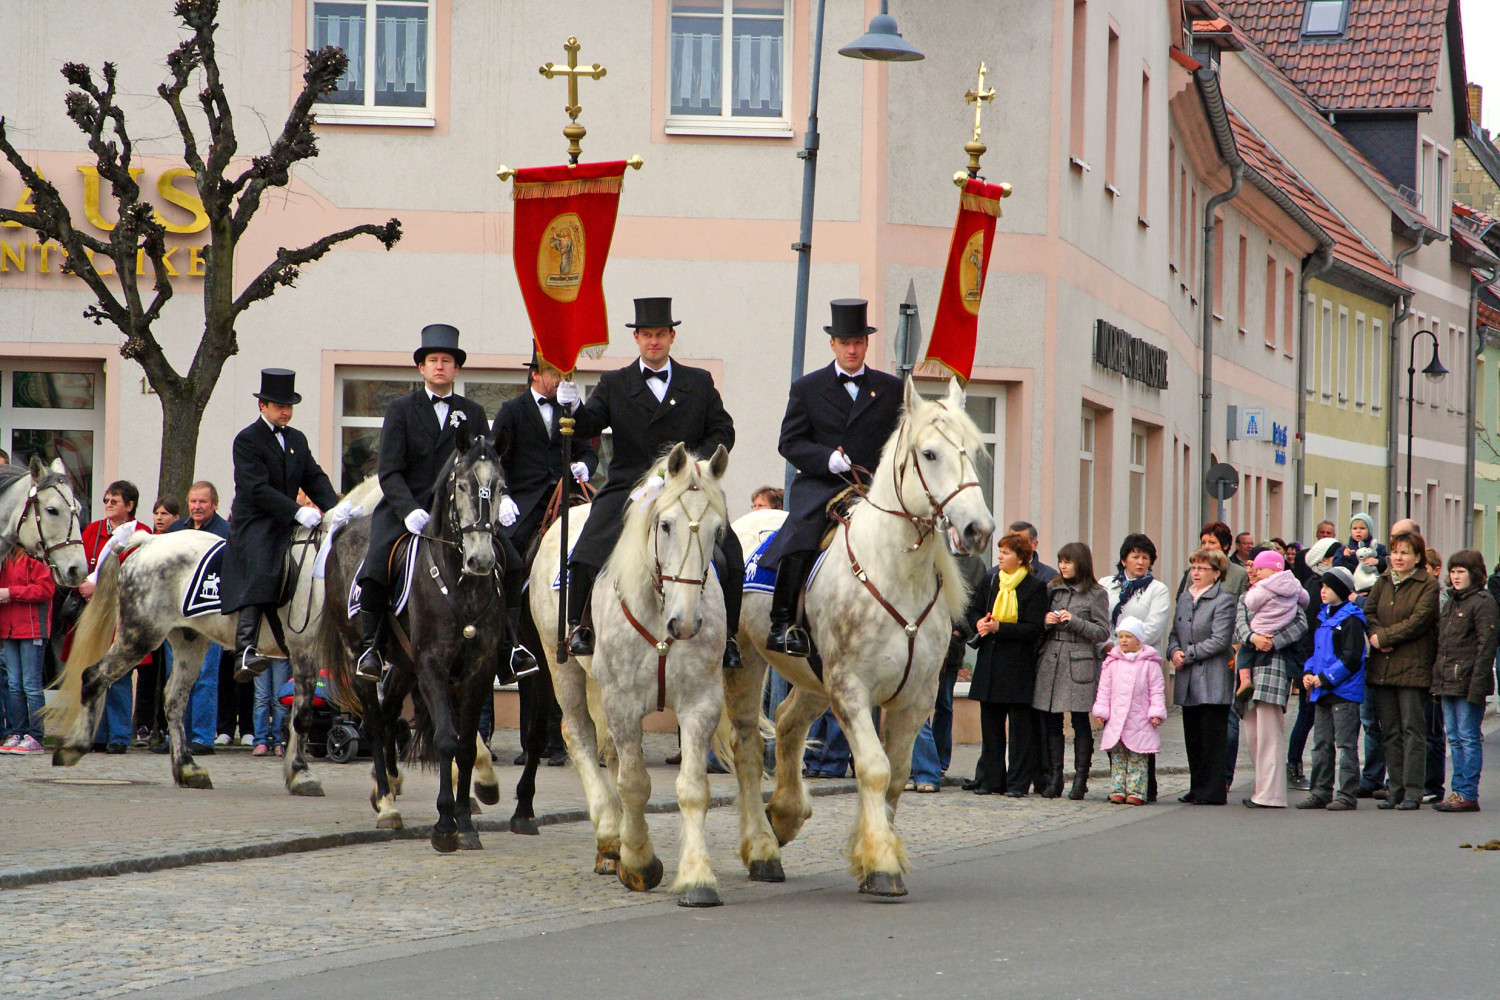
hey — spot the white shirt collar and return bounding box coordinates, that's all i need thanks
[835,363,867,378]
[531,387,552,405]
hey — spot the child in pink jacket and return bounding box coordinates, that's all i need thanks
[1237,549,1309,697]
[1092,616,1166,805]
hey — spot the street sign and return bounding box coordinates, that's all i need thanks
[1205,462,1239,500]
[1227,405,1267,441]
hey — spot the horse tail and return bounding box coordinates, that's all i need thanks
[43,556,121,737]
[316,603,361,718]
[404,692,435,768]
[710,700,776,777]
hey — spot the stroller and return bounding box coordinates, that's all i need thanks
[277,672,409,764]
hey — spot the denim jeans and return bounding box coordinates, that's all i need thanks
[0,638,46,741]
[910,720,942,785]
[804,710,851,777]
[1440,696,1484,801]
[165,642,223,747]
[253,658,293,749]
[930,666,958,773]
[763,668,791,771]
[94,672,134,746]
[1359,696,1386,791]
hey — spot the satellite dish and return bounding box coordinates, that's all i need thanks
[1204,462,1239,501]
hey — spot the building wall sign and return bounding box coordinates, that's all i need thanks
[1093,319,1168,389]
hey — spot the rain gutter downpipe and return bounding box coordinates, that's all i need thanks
[1294,248,1335,542]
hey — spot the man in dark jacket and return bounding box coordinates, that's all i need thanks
[167,480,230,749]
[556,297,742,667]
[761,299,903,656]
[221,370,339,682]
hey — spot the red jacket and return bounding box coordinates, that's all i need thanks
[0,550,54,639]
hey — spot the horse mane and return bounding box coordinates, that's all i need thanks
[612,447,728,598]
[0,462,67,497]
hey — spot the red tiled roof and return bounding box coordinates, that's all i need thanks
[1479,300,1500,331]
[1216,0,1449,113]
[1455,201,1500,231]
[1226,104,1400,286]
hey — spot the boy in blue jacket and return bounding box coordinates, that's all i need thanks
[1297,566,1366,811]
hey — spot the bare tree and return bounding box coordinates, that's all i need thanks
[0,0,401,500]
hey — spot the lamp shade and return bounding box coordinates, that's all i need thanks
[838,12,924,61]
[1421,339,1448,381]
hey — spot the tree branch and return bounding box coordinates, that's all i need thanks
[232,219,402,316]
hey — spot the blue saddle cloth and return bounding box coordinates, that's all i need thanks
[743,528,829,595]
[182,540,228,618]
[347,537,419,619]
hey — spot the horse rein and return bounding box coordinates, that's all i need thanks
[842,526,943,703]
[17,482,84,563]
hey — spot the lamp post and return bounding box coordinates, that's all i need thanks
[787,2,922,488]
[1405,328,1448,518]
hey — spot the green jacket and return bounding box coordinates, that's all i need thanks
[1364,566,1440,688]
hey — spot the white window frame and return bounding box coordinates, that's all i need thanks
[1320,302,1334,398]
[665,0,793,137]
[309,0,437,126]
[1371,318,1384,410]
[1337,306,1350,404]
[1080,409,1096,551]
[1128,427,1147,532]
[0,358,105,522]
[1354,313,1366,407]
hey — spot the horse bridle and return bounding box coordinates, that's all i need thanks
[18,481,84,563]
[843,407,981,549]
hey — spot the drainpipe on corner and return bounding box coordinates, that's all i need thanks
[1293,248,1335,543]
[1466,266,1498,547]
[1200,167,1242,529]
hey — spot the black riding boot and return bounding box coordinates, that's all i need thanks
[766,552,810,657]
[355,580,389,682]
[507,605,539,679]
[1041,729,1065,798]
[1068,730,1094,800]
[233,607,272,682]
[566,563,598,657]
[717,535,744,669]
[502,559,538,678]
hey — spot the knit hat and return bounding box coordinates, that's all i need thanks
[1320,566,1356,603]
[1252,550,1285,572]
[1349,512,1375,533]
[1116,615,1147,646]
[1304,537,1340,571]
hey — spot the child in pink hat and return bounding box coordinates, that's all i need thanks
[1237,549,1309,699]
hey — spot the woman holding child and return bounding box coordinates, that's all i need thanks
[1234,549,1310,808]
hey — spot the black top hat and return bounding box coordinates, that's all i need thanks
[525,343,540,370]
[824,298,877,338]
[254,368,302,405]
[625,297,682,329]
[414,323,467,367]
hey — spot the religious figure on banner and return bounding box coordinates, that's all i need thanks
[541,212,584,302]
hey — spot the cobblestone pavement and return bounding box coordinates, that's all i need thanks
[1,758,1190,1000]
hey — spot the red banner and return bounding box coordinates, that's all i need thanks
[510,161,628,374]
[919,178,1007,384]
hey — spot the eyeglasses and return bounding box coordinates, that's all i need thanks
[101,496,124,506]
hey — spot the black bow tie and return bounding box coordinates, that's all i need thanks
[838,372,864,386]
[430,394,452,406]
[538,396,557,406]
[270,424,284,436]
[642,366,669,383]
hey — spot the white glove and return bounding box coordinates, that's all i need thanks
[109,522,137,547]
[497,495,519,528]
[629,474,665,506]
[404,508,431,534]
[827,449,852,475]
[570,461,590,484]
[295,506,323,529]
[556,380,580,408]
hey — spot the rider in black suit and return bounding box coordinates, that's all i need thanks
[762,299,904,656]
[353,325,533,682]
[491,347,599,550]
[556,297,744,667]
[221,369,340,680]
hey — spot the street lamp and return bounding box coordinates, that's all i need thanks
[788,2,923,394]
[1405,328,1448,518]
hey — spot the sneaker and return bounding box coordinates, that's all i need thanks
[214,733,231,746]
[133,727,151,748]
[1325,799,1356,811]
[0,735,20,754]
[1434,797,1480,813]
[14,735,45,754]
[1295,796,1328,810]
[240,734,255,747]
[251,744,269,757]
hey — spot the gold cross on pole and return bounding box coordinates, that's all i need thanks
[540,36,607,164]
[961,62,996,178]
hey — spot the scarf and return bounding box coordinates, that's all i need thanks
[991,567,1028,623]
[1111,570,1154,625]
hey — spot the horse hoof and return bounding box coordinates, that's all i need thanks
[678,885,722,908]
[468,798,482,816]
[432,830,460,854]
[376,811,403,831]
[474,782,500,806]
[510,814,540,836]
[287,774,324,797]
[859,872,908,898]
[748,858,786,883]
[594,851,619,875]
[178,768,214,791]
[766,806,795,848]
[52,747,82,767]
[456,831,483,851]
[618,856,664,892]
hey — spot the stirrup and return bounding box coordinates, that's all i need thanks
[234,647,272,683]
[510,645,541,679]
[767,622,810,658]
[567,624,594,657]
[722,636,743,670]
[355,646,386,683]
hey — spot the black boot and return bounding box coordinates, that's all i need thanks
[508,605,539,679]
[1287,760,1310,791]
[718,535,744,669]
[233,607,273,682]
[766,552,810,657]
[566,564,597,657]
[355,581,388,682]
[1041,730,1066,798]
[1067,731,1093,800]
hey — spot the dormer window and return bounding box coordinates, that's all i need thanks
[1302,0,1349,37]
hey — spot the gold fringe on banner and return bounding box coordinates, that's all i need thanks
[513,176,625,200]
[959,191,1003,217]
[914,357,967,384]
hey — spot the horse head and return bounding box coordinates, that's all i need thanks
[894,378,995,556]
[650,442,729,641]
[15,456,88,587]
[443,414,505,577]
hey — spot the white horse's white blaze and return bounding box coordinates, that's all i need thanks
[741,377,994,895]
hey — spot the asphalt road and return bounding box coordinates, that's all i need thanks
[138,744,1500,1000]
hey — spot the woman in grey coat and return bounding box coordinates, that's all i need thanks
[1166,547,1238,805]
[1033,542,1111,799]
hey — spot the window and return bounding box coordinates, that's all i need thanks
[1167,142,1177,268]
[1354,314,1366,406]
[1283,267,1296,355]
[311,0,435,124]
[1212,214,1224,318]
[1070,2,1088,164]
[1080,409,1095,549]
[0,361,103,523]
[1189,188,1198,290]
[1128,427,1147,532]
[1302,0,1349,36]
[668,0,789,135]
[1367,497,1380,535]
[1323,491,1339,532]
[1138,71,1151,219]
[1236,234,1248,332]
[1321,303,1334,397]
[1104,25,1120,185]
[1337,308,1349,403]
[1436,149,1450,234]
[1421,139,1437,218]
[916,382,1007,565]
[1263,254,1276,346]
[1371,318,1383,409]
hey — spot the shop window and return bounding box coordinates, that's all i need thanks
[667,0,789,135]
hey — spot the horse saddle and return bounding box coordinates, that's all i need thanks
[347,535,419,619]
[182,540,228,618]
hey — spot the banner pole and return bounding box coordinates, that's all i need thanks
[557,413,574,662]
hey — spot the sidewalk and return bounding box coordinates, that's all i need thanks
[0,719,1200,890]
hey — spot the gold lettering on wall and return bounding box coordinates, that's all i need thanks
[155,168,208,234]
[77,166,146,232]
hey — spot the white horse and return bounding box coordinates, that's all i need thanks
[739,378,994,897]
[531,443,776,906]
[0,458,90,588]
[42,478,382,794]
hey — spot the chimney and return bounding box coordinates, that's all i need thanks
[1469,83,1483,131]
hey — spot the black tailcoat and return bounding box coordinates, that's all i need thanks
[492,389,599,547]
[359,389,489,588]
[221,419,338,612]
[567,361,734,569]
[761,362,903,567]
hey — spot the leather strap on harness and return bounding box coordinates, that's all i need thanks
[618,592,672,712]
[843,527,942,703]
